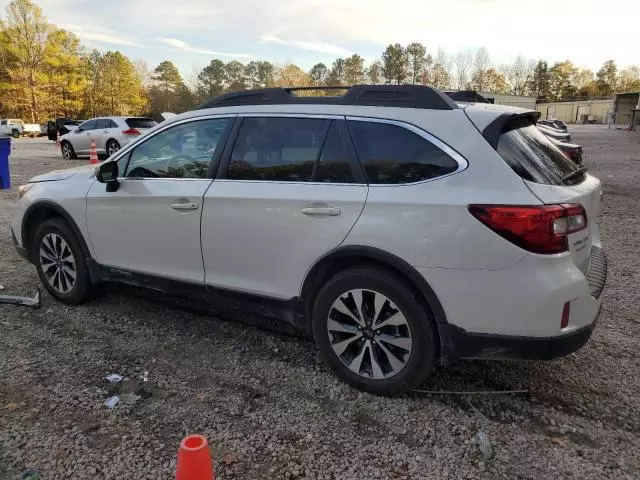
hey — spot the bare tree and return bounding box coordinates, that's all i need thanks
[434,47,452,89]
[454,52,473,89]
[133,59,152,87]
[472,47,491,91]
[501,55,530,95]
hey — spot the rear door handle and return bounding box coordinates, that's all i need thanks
[301,206,341,216]
[171,201,199,211]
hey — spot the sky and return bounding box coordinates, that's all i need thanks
[2,0,638,78]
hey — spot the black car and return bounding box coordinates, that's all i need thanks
[548,136,583,164]
[46,118,85,141]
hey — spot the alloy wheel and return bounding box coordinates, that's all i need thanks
[107,141,120,156]
[327,289,413,379]
[62,143,72,159]
[39,233,77,294]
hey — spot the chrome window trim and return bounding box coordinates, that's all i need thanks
[345,115,469,186]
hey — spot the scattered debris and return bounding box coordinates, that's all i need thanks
[550,436,568,446]
[119,393,141,405]
[105,373,124,383]
[222,452,239,466]
[412,389,529,396]
[104,396,120,409]
[5,401,26,411]
[474,431,493,458]
[466,397,489,423]
[0,288,40,308]
[0,284,4,290]
[142,370,149,382]
[20,469,40,480]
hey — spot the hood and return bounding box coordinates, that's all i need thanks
[29,163,97,183]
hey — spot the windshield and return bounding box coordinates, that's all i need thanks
[497,118,584,186]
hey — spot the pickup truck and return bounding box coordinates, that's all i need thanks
[23,123,42,137]
[0,119,24,138]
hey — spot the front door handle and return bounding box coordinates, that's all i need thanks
[171,201,199,211]
[301,206,341,216]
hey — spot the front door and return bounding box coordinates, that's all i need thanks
[201,116,368,300]
[72,119,96,154]
[86,116,234,284]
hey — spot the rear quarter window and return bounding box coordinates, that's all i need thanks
[347,120,459,184]
[497,119,584,185]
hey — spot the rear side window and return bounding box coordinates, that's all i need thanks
[228,117,328,182]
[497,119,583,185]
[347,120,459,184]
[315,122,354,183]
[126,118,157,129]
[96,119,113,129]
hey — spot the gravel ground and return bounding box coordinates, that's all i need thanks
[1,129,639,480]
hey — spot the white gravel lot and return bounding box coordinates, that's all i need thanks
[1,128,639,480]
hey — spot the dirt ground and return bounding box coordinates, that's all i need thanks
[1,128,639,479]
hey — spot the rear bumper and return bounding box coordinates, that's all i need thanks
[447,313,598,360]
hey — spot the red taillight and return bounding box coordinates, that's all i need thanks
[122,128,141,136]
[468,204,587,254]
[561,301,570,329]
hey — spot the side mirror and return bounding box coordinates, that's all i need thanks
[96,161,120,192]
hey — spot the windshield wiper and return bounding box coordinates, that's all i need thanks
[559,166,587,184]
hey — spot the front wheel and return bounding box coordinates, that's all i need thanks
[312,267,437,395]
[106,139,121,157]
[61,141,77,159]
[33,219,94,304]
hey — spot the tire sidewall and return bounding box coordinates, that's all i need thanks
[312,268,436,395]
[107,139,120,156]
[33,219,92,304]
[61,141,75,159]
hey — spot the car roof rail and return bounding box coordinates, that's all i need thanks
[195,85,459,111]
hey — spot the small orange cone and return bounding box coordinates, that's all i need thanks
[89,139,99,164]
[176,434,215,480]
[55,130,60,147]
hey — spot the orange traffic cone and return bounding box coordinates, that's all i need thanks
[55,130,60,147]
[176,434,215,480]
[89,139,99,164]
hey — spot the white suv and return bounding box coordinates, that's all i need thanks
[11,86,607,395]
[59,116,157,159]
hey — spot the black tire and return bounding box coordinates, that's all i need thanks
[312,267,436,395]
[106,139,121,157]
[61,141,77,159]
[32,219,94,304]
[12,129,20,138]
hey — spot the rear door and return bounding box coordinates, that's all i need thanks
[496,118,602,271]
[93,119,114,152]
[201,115,368,299]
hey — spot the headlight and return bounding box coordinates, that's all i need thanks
[18,183,34,199]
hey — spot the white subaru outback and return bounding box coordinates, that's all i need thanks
[11,85,607,395]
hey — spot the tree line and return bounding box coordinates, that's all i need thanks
[2,0,639,123]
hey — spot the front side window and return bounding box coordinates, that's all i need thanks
[228,117,329,181]
[347,120,459,184]
[124,118,230,179]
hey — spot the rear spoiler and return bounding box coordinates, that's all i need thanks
[481,111,541,149]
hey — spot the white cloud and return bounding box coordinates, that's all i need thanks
[59,23,145,48]
[159,38,253,58]
[261,35,352,56]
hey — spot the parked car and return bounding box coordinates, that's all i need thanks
[537,124,572,143]
[548,137,583,165]
[23,123,42,137]
[59,116,157,159]
[0,118,24,138]
[46,118,85,141]
[538,119,568,132]
[11,85,606,395]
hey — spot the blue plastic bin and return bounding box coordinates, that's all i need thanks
[0,136,10,189]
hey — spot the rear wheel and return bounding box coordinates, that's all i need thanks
[312,267,436,395]
[12,129,20,138]
[32,219,94,304]
[61,141,77,159]
[106,139,121,157]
